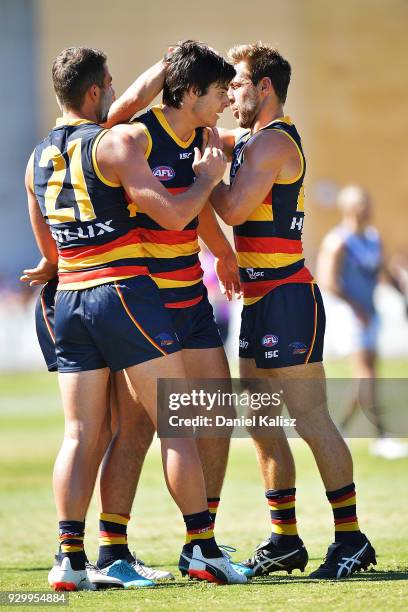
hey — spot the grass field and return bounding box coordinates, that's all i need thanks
[0,363,407,611]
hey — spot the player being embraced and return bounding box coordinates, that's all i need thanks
[24,41,248,584]
[210,43,376,579]
[26,46,246,589]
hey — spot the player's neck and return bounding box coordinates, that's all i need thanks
[161,106,196,141]
[62,106,98,124]
[252,102,285,134]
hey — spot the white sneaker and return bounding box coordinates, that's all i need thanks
[188,545,247,584]
[370,437,408,459]
[86,562,124,588]
[129,552,174,580]
[48,556,96,591]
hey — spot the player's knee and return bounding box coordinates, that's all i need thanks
[64,419,105,452]
[113,410,155,451]
[293,415,319,444]
[97,420,113,457]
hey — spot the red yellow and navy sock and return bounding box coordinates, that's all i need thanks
[266,488,300,549]
[97,512,131,568]
[183,510,221,558]
[207,497,220,525]
[58,520,86,570]
[327,482,363,544]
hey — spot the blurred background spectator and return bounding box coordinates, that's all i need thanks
[317,186,408,458]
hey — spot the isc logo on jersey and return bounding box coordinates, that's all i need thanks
[153,166,175,181]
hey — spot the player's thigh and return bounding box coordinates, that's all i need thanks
[58,368,110,436]
[111,370,155,436]
[261,362,328,423]
[240,357,285,421]
[182,346,230,378]
[124,351,187,428]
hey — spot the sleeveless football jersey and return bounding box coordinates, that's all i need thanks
[230,117,313,305]
[32,118,147,289]
[131,106,205,308]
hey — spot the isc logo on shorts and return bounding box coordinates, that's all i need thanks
[153,166,175,181]
[239,338,249,349]
[265,350,279,358]
[261,334,278,347]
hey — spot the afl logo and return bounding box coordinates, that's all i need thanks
[153,166,175,181]
[261,334,279,347]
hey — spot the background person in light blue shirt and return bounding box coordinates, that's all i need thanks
[318,185,408,459]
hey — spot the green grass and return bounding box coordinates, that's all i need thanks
[1,364,408,611]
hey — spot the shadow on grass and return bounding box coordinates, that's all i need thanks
[2,567,408,589]
[248,569,408,585]
[2,567,50,572]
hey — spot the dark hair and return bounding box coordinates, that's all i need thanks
[52,47,107,110]
[228,43,291,104]
[163,40,235,108]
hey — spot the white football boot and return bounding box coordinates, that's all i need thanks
[48,556,96,591]
[188,545,247,584]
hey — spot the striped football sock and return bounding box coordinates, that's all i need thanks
[58,520,86,570]
[207,497,220,525]
[97,512,131,568]
[266,488,300,549]
[327,482,363,544]
[183,510,221,558]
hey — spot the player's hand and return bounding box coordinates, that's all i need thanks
[193,130,226,184]
[164,45,178,62]
[214,249,242,301]
[20,257,58,286]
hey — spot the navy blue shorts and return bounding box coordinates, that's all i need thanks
[169,288,223,350]
[35,277,58,372]
[239,282,325,369]
[36,282,221,372]
[37,276,180,373]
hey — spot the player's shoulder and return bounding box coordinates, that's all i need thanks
[25,149,36,191]
[242,126,294,165]
[100,122,149,155]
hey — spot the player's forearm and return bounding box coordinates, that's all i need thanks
[31,221,58,264]
[169,177,220,231]
[132,176,219,231]
[105,60,166,127]
[198,204,232,258]
[27,191,59,264]
[210,182,239,225]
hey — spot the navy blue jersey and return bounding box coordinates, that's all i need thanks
[131,106,205,308]
[230,117,313,305]
[32,118,147,289]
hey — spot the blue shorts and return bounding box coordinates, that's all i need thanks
[35,277,58,372]
[239,282,325,369]
[169,288,223,350]
[37,276,180,373]
[36,281,221,372]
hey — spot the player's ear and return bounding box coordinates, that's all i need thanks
[89,84,99,102]
[259,76,272,95]
[186,86,200,102]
